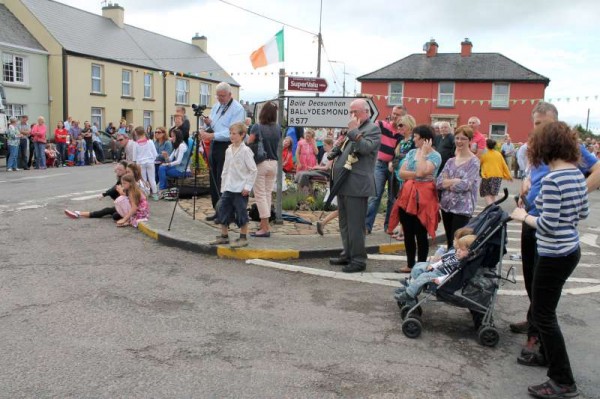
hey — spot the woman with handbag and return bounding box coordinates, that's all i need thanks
[247,101,280,238]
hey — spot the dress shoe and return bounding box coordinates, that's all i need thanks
[342,263,366,273]
[509,320,529,334]
[329,257,350,266]
[205,214,217,222]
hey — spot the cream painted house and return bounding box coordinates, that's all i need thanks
[2,0,239,131]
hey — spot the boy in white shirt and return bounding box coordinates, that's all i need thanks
[210,122,257,248]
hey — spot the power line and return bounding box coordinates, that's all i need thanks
[218,0,316,36]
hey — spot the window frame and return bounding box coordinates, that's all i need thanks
[387,82,404,106]
[6,103,25,118]
[489,123,507,142]
[91,107,104,131]
[143,72,153,99]
[122,69,133,97]
[176,78,190,105]
[200,83,211,106]
[2,53,27,85]
[491,82,510,108]
[437,81,455,108]
[91,64,103,94]
[143,110,153,130]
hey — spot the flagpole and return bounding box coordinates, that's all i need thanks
[316,0,323,97]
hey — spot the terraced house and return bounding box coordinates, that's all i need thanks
[2,0,238,130]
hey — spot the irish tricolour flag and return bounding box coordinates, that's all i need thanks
[250,29,284,69]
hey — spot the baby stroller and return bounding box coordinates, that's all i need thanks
[397,188,516,347]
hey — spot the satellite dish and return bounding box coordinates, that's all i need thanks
[423,42,431,52]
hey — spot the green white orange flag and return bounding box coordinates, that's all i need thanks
[250,29,284,69]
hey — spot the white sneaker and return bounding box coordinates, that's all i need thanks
[14,168,21,171]
[7,168,13,172]
[64,209,80,219]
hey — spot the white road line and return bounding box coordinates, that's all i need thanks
[580,233,599,249]
[367,254,595,268]
[71,194,101,201]
[7,173,69,182]
[245,259,600,296]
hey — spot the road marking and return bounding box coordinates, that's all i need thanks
[6,173,69,182]
[367,254,595,268]
[580,233,599,249]
[245,259,600,296]
[71,194,101,201]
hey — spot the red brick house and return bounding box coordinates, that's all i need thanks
[358,39,550,143]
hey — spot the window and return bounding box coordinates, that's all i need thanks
[489,124,507,142]
[91,64,103,93]
[388,82,403,105]
[91,107,104,131]
[492,83,510,108]
[6,104,24,117]
[144,73,152,99]
[122,69,132,97]
[2,53,26,84]
[438,82,455,107]
[143,110,153,130]
[200,83,210,106]
[176,78,189,104]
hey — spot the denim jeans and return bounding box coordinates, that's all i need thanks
[532,248,580,385]
[158,165,186,190]
[406,268,444,298]
[33,142,46,168]
[365,160,393,232]
[7,145,19,169]
[56,143,67,165]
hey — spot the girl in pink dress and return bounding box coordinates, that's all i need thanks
[116,174,150,228]
[295,129,318,172]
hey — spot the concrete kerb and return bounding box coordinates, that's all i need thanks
[137,221,413,260]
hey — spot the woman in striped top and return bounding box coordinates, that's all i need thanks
[511,121,589,399]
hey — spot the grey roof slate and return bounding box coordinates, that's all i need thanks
[358,53,549,84]
[20,0,238,85]
[0,4,45,52]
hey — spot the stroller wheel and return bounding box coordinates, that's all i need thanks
[400,305,423,321]
[478,326,500,347]
[402,318,422,339]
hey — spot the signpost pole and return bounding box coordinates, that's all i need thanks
[275,68,285,224]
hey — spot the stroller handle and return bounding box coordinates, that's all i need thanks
[494,188,509,205]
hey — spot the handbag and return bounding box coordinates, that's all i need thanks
[250,125,268,164]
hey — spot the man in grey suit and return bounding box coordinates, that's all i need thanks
[329,99,381,273]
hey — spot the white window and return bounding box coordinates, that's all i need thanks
[489,124,507,142]
[176,78,189,105]
[200,83,210,106]
[144,73,152,99]
[122,69,132,97]
[2,53,26,84]
[143,110,153,130]
[6,103,24,117]
[91,107,103,131]
[388,82,403,105]
[438,82,455,107]
[91,64,102,93]
[492,83,510,108]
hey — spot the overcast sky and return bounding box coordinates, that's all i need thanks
[62,0,600,131]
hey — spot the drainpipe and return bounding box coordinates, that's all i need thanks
[62,48,68,120]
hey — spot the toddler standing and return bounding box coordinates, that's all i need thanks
[134,126,159,200]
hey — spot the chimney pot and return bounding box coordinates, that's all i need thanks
[426,38,438,57]
[192,34,208,53]
[461,38,473,57]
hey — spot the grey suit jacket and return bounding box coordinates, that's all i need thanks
[332,119,381,197]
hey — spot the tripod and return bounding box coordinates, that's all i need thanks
[167,110,221,231]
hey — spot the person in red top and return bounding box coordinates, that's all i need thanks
[54,120,69,166]
[31,116,48,169]
[468,116,487,158]
[281,136,294,173]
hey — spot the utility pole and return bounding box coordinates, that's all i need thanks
[275,68,285,224]
[586,108,590,131]
[316,0,323,97]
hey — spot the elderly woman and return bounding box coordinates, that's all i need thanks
[31,116,47,169]
[436,125,481,249]
[247,101,280,238]
[388,125,441,273]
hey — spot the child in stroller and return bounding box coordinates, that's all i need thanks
[44,143,59,167]
[395,232,476,305]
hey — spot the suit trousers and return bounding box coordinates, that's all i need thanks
[209,141,230,209]
[338,195,368,266]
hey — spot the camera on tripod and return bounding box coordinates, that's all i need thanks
[191,103,207,116]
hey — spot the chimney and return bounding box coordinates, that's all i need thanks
[102,3,124,28]
[425,38,438,57]
[192,33,207,53]
[461,38,473,57]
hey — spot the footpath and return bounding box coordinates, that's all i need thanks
[137,196,422,260]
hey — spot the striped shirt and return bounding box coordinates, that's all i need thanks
[377,120,402,163]
[535,168,589,257]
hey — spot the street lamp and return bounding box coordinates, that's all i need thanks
[330,60,346,96]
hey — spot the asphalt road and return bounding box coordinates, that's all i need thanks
[0,165,598,398]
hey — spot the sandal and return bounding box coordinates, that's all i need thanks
[116,220,130,227]
[527,379,579,398]
[391,232,404,241]
[395,266,412,274]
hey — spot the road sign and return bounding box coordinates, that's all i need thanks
[253,99,279,123]
[287,96,379,128]
[287,76,328,93]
